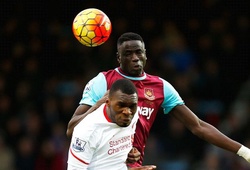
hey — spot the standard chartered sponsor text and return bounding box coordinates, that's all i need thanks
[108,135,132,155]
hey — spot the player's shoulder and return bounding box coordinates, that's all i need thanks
[75,108,105,134]
[145,72,175,89]
[100,68,119,80]
[146,72,171,81]
[101,68,116,74]
[145,72,160,78]
[74,118,98,138]
[145,72,164,83]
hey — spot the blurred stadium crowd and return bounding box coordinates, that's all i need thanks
[0,0,249,169]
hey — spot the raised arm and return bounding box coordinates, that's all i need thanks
[171,105,241,152]
[66,104,91,137]
[170,104,250,162]
[66,91,109,137]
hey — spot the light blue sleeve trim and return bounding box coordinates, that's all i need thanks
[79,73,107,106]
[160,78,185,114]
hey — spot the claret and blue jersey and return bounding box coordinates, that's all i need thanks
[80,67,184,166]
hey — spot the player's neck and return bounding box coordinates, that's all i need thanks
[103,105,112,123]
[118,67,144,77]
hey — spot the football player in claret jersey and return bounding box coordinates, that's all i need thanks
[67,78,156,170]
[67,32,250,167]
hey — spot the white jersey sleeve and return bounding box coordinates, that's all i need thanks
[160,78,185,114]
[67,116,99,169]
[79,73,107,106]
[67,163,86,170]
[68,104,136,170]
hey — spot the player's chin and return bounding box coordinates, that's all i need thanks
[130,68,143,76]
[118,124,129,127]
[118,121,131,127]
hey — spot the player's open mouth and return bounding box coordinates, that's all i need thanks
[133,65,141,69]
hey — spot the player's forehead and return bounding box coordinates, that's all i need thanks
[118,40,145,52]
[111,90,138,103]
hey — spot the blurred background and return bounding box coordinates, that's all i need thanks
[0,0,249,169]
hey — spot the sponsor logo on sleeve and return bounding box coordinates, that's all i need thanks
[72,137,87,152]
[84,81,92,92]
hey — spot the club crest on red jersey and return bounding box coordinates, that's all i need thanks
[144,88,155,100]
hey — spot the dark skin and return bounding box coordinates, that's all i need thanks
[106,90,156,170]
[117,40,147,76]
[106,90,138,127]
[67,40,241,167]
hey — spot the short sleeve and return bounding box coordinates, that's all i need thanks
[79,72,107,106]
[160,78,185,114]
[67,122,98,169]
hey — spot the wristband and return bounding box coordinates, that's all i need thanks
[237,145,250,162]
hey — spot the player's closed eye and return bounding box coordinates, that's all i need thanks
[124,50,143,57]
[129,104,137,110]
[136,50,144,55]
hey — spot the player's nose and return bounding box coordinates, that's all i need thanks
[122,107,132,115]
[131,53,139,61]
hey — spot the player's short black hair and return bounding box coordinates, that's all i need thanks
[109,79,137,97]
[117,32,144,46]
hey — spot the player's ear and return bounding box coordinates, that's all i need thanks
[106,98,110,106]
[116,52,121,64]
